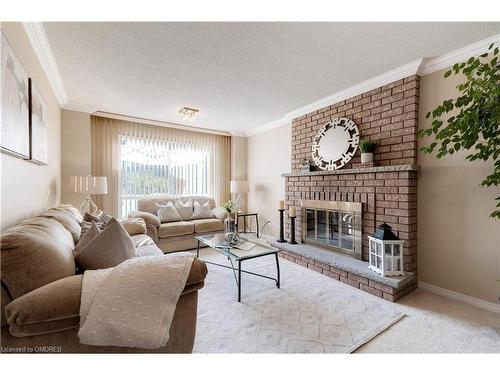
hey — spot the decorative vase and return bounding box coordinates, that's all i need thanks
[361,152,373,163]
[224,232,240,246]
[224,215,235,233]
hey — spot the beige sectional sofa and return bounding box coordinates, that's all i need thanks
[129,196,226,253]
[0,205,207,353]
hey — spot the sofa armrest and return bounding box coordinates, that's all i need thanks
[5,259,207,324]
[119,217,147,235]
[128,210,161,227]
[182,258,208,295]
[5,275,82,326]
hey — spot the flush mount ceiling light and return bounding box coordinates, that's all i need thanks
[178,107,199,121]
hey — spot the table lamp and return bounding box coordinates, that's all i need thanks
[70,175,108,215]
[230,180,249,213]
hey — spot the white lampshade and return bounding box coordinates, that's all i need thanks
[70,176,108,195]
[230,180,249,194]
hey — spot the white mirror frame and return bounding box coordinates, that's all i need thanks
[311,117,360,171]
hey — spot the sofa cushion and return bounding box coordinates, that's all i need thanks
[38,208,82,244]
[52,205,83,223]
[131,234,156,248]
[119,217,147,235]
[5,275,82,325]
[1,217,76,299]
[136,245,164,257]
[74,218,136,270]
[191,200,212,220]
[158,221,195,238]
[9,317,80,337]
[192,218,224,233]
[175,199,193,220]
[138,196,215,215]
[156,202,182,223]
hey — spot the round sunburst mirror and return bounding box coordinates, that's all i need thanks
[311,117,360,171]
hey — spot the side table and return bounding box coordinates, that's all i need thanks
[235,212,260,238]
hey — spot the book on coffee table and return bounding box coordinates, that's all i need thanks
[233,241,255,251]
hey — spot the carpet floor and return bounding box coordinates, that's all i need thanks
[193,248,500,353]
[193,248,405,353]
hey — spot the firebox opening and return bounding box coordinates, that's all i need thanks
[301,200,362,259]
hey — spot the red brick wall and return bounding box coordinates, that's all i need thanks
[291,75,419,173]
[285,75,419,274]
[284,170,418,272]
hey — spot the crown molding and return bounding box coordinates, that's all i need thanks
[22,22,68,106]
[92,111,232,137]
[63,101,98,113]
[245,117,291,137]
[245,58,425,137]
[230,131,248,137]
[421,33,500,75]
[285,58,425,122]
[247,33,500,137]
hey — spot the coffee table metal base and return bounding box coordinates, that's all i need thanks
[196,240,280,302]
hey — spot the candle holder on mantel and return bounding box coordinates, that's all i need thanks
[277,209,287,243]
[289,215,298,245]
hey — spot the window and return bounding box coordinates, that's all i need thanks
[120,135,209,217]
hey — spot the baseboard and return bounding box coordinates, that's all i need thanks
[418,281,500,314]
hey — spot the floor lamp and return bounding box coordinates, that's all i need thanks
[70,175,108,215]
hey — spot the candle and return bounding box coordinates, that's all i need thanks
[279,200,284,210]
[289,207,296,217]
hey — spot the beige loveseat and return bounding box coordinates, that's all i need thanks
[0,205,207,353]
[129,196,226,253]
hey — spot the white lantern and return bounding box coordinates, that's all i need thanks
[368,223,404,277]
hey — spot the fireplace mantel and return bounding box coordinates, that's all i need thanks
[282,164,419,177]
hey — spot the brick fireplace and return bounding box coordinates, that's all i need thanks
[276,75,420,302]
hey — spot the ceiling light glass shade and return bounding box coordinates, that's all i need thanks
[178,107,199,121]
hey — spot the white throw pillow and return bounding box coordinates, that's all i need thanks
[211,206,228,221]
[191,200,212,220]
[156,202,182,223]
[174,199,193,220]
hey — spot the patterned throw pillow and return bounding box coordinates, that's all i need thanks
[191,200,212,219]
[80,211,112,238]
[156,202,182,223]
[174,199,193,220]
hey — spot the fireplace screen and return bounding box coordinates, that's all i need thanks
[302,200,362,259]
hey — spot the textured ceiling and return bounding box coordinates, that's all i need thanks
[43,22,500,133]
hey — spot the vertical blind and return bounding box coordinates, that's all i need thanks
[120,135,210,216]
[90,115,231,218]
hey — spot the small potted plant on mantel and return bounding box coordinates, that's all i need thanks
[359,139,377,164]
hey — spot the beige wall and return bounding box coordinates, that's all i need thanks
[0,22,61,230]
[247,124,291,237]
[418,68,500,305]
[231,135,248,209]
[61,109,91,208]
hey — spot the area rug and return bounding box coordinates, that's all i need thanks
[193,248,405,353]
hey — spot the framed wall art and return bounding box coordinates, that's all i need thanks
[1,32,30,159]
[29,78,48,165]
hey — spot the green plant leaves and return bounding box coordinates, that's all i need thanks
[419,42,500,219]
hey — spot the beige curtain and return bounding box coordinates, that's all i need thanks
[91,115,231,217]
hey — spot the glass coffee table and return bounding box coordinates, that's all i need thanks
[195,233,281,302]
